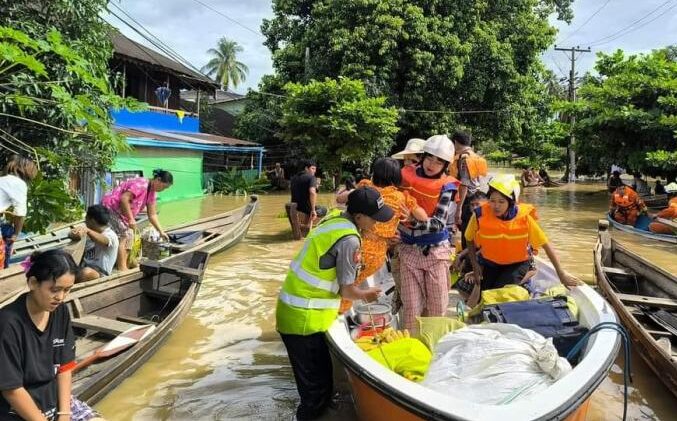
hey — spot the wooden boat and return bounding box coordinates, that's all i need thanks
[7,215,149,265]
[606,214,677,244]
[327,258,620,421]
[68,250,210,404]
[0,196,258,404]
[641,194,668,209]
[0,237,86,302]
[0,196,258,305]
[594,219,677,396]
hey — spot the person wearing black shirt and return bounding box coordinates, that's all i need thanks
[290,160,319,236]
[0,250,99,421]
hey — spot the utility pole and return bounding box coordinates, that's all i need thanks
[554,45,591,183]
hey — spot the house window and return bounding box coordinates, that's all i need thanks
[109,170,144,187]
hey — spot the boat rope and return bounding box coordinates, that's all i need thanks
[566,322,632,421]
[366,302,393,371]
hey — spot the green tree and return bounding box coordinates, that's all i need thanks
[0,0,143,231]
[201,37,249,90]
[558,48,677,179]
[279,77,398,179]
[244,0,573,149]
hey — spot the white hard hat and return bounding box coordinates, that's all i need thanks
[665,182,677,193]
[392,138,425,160]
[422,135,455,163]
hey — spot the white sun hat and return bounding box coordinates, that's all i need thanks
[392,138,426,160]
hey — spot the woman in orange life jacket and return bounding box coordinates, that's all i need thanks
[465,174,580,292]
[610,184,647,226]
[648,184,677,234]
[397,135,460,333]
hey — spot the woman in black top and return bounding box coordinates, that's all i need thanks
[0,250,100,421]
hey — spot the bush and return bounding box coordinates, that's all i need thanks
[210,168,271,195]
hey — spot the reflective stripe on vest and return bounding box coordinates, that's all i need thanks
[474,202,534,265]
[276,210,360,335]
[278,291,340,310]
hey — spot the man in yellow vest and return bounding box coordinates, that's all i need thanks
[276,186,393,420]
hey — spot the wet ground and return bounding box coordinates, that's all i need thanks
[96,185,676,420]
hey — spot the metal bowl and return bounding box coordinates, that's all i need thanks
[354,303,392,325]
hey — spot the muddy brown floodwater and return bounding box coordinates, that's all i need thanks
[96,185,676,420]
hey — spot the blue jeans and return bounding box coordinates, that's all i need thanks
[1,223,15,268]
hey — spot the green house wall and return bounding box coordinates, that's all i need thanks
[112,147,204,203]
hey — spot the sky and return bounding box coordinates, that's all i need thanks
[106,0,677,94]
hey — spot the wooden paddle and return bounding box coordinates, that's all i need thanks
[73,324,156,373]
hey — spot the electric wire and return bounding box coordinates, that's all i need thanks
[557,0,611,44]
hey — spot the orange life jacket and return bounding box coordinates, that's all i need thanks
[613,187,642,209]
[473,202,535,265]
[657,197,677,219]
[449,150,488,180]
[401,165,459,216]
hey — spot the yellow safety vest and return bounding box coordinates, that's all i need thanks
[276,210,360,335]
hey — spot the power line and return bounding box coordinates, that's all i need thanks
[557,0,611,44]
[585,0,675,46]
[189,0,264,37]
[109,3,206,77]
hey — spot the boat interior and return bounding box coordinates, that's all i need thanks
[601,244,677,356]
[70,251,208,388]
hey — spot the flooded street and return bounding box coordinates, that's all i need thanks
[96,185,676,420]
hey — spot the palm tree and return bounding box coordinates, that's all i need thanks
[201,38,249,90]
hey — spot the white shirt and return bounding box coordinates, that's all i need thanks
[83,227,119,276]
[0,175,28,216]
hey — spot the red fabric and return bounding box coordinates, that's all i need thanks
[58,360,77,373]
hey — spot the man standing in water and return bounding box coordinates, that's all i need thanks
[276,187,392,420]
[290,160,319,236]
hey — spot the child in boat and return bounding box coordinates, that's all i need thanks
[338,158,427,313]
[0,250,103,421]
[69,205,119,282]
[465,174,579,291]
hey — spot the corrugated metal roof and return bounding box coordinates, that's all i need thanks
[114,126,259,147]
[181,89,246,104]
[111,31,217,89]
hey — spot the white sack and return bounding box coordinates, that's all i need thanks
[422,324,572,405]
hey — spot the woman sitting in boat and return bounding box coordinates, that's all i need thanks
[465,174,579,292]
[276,187,391,420]
[398,135,459,332]
[648,185,677,234]
[101,169,173,271]
[610,184,647,227]
[0,155,39,269]
[334,175,356,210]
[0,250,103,421]
[338,158,427,313]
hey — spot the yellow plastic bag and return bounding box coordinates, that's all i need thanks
[127,229,142,268]
[544,285,578,318]
[468,284,530,318]
[417,317,466,352]
[367,338,432,382]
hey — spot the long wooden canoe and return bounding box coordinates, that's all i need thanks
[0,237,86,302]
[0,196,258,404]
[606,214,677,244]
[594,219,677,396]
[0,196,258,305]
[7,215,149,265]
[327,257,620,420]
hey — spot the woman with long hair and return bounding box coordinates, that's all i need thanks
[0,250,103,421]
[0,155,39,268]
